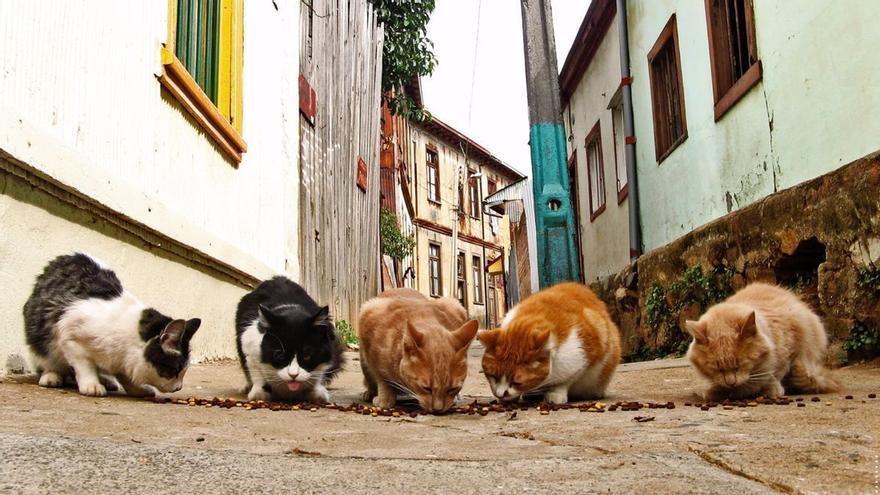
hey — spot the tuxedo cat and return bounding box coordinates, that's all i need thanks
[235,276,344,403]
[23,253,201,397]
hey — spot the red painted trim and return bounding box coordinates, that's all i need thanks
[620,76,633,86]
[413,218,502,251]
[559,0,617,106]
[625,135,637,145]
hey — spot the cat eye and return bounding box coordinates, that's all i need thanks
[510,381,523,389]
[423,386,433,393]
[447,387,461,396]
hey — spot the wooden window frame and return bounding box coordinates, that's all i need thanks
[705,0,762,121]
[468,170,480,219]
[611,102,628,204]
[160,0,247,165]
[429,243,442,297]
[426,147,441,206]
[647,14,688,164]
[585,121,607,222]
[472,255,484,305]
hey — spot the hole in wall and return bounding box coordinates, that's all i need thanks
[775,237,826,288]
[548,199,561,211]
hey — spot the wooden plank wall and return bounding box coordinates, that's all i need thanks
[298,0,384,325]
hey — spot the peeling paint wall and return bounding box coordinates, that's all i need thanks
[627,0,880,250]
[562,15,632,282]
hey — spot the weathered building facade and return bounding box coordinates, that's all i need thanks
[408,117,524,327]
[560,0,880,358]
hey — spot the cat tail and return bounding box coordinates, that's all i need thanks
[787,361,840,394]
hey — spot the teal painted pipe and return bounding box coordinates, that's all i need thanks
[529,122,581,287]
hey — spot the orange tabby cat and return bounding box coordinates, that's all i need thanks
[357,288,478,413]
[479,282,621,404]
[685,282,838,401]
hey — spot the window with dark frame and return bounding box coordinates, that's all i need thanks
[468,172,480,219]
[647,15,687,163]
[429,243,442,297]
[472,255,483,304]
[487,275,498,328]
[487,179,497,196]
[426,148,440,204]
[585,122,606,221]
[456,251,467,307]
[705,0,761,120]
[611,103,628,202]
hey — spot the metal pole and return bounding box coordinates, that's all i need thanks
[520,0,581,288]
[479,176,489,327]
[616,0,642,259]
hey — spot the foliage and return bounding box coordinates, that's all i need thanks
[336,319,358,346]
[629,266,735,362]
[841,321,879,360]
[380,208,415,261]
[857,265,880,293]
[368,0,436,122]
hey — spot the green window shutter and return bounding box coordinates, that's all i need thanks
[174,0,220,104]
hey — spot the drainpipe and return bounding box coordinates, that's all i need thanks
[617,0,643,260]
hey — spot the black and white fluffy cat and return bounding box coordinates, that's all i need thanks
[235,276,344,403]
[23,253,201,397]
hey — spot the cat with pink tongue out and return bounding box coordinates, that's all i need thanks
[235,277,345,403]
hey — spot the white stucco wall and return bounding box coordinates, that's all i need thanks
[627,0,880,250]
[0,1,300,370]
[0,1,300,277]
[563,16,631,282]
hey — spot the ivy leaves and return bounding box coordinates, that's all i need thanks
[369,0,437,122]
[380,208,415,261]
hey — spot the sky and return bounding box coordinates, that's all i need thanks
[420,1,590,175]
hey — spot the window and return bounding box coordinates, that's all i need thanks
[426,148,440,204]
[429,243,442,296]
[160,0,247,163]
[468,171,480,219]
[487,179,497,196]
[705,0,761,120]
[487,275,498,328]
[585,121,606,221]
[647,15,687,163]
[456,252,467,307]
[472,255,483,304]
[611,103,628,202]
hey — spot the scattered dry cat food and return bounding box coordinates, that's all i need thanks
[869,393,876,399]
[633,416,655,423]
[797,403,806,407]
[811,397,821,402]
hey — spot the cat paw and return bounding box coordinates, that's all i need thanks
[99,375,119,392]
[764,380,785,398]
[361,390,377,403]
[79,382,107,397]
[39,372,63,388]
[373,396,395,409]
[248,386,272,402]
[308,386,331,404]
[544,390,569,404]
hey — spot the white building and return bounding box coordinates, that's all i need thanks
[0,1,302,371]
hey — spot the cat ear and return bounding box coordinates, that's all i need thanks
[403,322,425,355]
[258,305,276,329]
[312,305,330,323]
[183,318,201,344]
[477,329,499,351]
[739,311,757,339]
[685,320,708,345]
[530,328,551,350]
[159,319,187,355]
[451,319,479,352]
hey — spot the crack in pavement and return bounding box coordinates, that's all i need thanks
[688,445,801,495]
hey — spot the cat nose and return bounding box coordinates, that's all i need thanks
[723,373,737,386]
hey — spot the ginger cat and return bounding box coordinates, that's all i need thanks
[357,288,478,414]
[685,282,838,402]
[479,282,621,404]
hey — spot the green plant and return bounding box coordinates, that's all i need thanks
[841,321,879,358]
[368,0,436,122]
[633,266,735,362]
[857,265,880,293]
[380,208,415,261]
[336,319,358,346]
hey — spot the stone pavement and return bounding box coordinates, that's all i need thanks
[0,347,877,494]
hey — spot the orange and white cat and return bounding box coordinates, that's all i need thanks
[357,288,478,414]
[479,282,621,404]
[685,282,838,401]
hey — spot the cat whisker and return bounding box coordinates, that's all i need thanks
[386,379,418,399]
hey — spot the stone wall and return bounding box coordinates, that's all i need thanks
[592,152,880,364]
